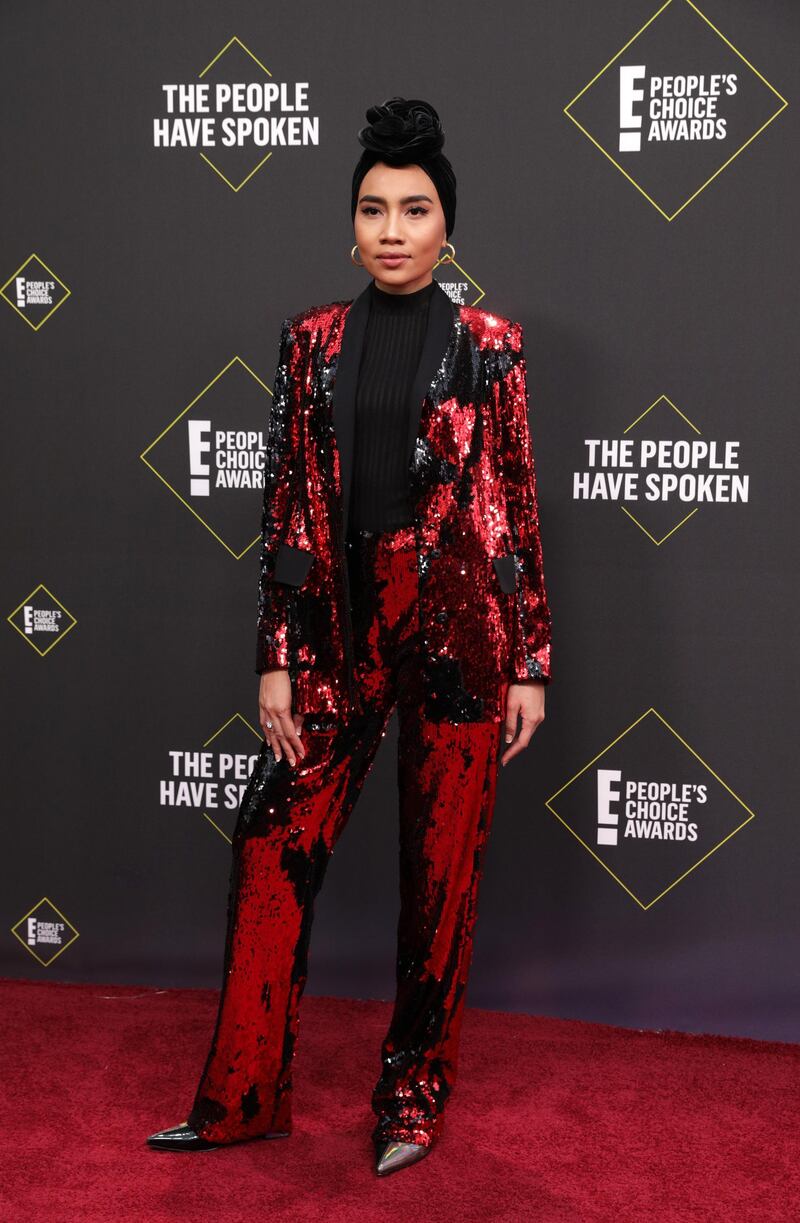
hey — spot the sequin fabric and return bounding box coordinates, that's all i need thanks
[188,526,505,1148]
[254,296,552,723]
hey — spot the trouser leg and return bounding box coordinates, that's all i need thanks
[186,526,410,1145]
[370,674,504,1148]
[187,701,390,1144]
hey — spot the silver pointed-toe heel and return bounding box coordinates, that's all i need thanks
[146,1120,291,1152]
[375,1139,431,1176]
[146,1121,220,1151]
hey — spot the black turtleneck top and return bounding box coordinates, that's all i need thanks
[347,277,437,535]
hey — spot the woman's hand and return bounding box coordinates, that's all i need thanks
[501,680,545,766]
[259,669,306,767]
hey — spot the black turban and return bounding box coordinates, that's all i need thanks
[350,97,457,239]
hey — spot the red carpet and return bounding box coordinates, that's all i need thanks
[1,977,797,1222]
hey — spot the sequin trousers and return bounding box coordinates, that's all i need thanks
[187,522,508,1150]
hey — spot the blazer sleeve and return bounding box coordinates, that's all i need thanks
[500,319,553,684]
[254,316,302,675]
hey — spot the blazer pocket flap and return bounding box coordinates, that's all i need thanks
[492,552,517,594]
[273,542,316,587]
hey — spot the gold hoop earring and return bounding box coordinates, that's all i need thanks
[350,244,365,267]
[439,241,456,263]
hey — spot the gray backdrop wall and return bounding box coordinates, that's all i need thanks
[2,0,797,1042]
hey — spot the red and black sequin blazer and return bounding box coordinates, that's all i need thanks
[254,278,552,724]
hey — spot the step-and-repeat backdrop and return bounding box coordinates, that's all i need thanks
[3,0,796,1041]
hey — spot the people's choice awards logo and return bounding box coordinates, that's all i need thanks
[433,250,485,307]
[153,35,319,191]
[546,708,756,908]
[159,713,264,843]
[563,0,787,219]
[7,585,77,657]
[141,357,272,557]
[0,254,71,330]
[11,898,80,966]
[573,394,750,543]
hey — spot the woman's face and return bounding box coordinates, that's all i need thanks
[353,161,447,294]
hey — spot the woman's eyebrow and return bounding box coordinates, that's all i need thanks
[358,194,434,205]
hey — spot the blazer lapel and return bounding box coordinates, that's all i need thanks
[330,278,457,540]
[405,280,456,464]
[329,280,370,541]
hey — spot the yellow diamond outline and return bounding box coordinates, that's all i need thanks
[196,35,276,193]
[563,0,789,221]
[617,393,710,544]
[140,355,272,559]
[545,706,757,909]
[196,712,263,843]
[6,582,78,657]
[0,252,72,331]
[433,252,486,306]
[11,895,80,967]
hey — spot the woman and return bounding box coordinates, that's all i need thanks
[147,96,552,1177]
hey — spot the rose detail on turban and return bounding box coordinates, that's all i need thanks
[358,97,445,162]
